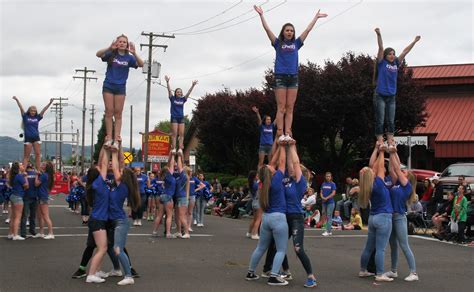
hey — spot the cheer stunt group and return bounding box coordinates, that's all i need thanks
[6,4,422,288]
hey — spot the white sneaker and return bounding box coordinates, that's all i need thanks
[193,220,197,225]
[108,269,123,277]
[152,231,159,237]
[384,271,398,278]
[171,149,177,155]
[7,234,13,239]
[86,275,105,283]
[322,231,332,236]
[284,134,291,142]
[246,232,251,238]
[12,235,25,241]
[26,220,30,226]
[174,232,183,238]
[404,273,419,282]
[95,271,109,278]
[33,233,45,239]
[177,149,183,156]
[359,271,375,277]
[278,135,286,143]
[188,228,194,232]
[117,277,134,286]
[137,220,142,226]
[181,234,190,239]
[5,218,10,224]
[197,223,204,227]
[251,234,260,240]
[375,275,394,282]
[43,234,55,240]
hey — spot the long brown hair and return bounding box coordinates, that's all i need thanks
[278,23,296,42]
[9,162,20,187]
[121,168,140,211]
[373,47,396,87]
[108,34,129,64]
[86,168,100,207]
[44,162,55,191]
[258,166,272,211]
[358,167,374,208]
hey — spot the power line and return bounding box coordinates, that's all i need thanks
[163,0,244,34]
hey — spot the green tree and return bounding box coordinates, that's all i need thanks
[154,116,191,134]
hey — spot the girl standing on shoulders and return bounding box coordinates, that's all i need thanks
[254,5,327,140]
[96,34,144,147]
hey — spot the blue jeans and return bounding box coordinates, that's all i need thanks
[114,219,132,277]
[322,202,335,232]
[249,212,288,276]
[389,213,416,273]
[20,197,37,237]
[195,196,206,225]
[360,213,393,275]
[373,93,396,137]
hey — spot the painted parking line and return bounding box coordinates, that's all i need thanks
[0,233,214,238]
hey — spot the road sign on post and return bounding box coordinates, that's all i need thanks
[123,152,133,164]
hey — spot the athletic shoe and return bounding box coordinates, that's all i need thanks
[152,231,159,237]
[108,269,123,277]
[103,139,113,148]
[375,275,394,282]
[171,149,177,155]
[304,278,317,288]
[12,235,25,241]
[43,234,55,240]
[268,276,289,286]
[384,271,398,278]
[2,210,7,214]
[26,220,30,226]
[246,232,251,238]
[188,228,194,232]
[33,233,45,238]
[86,275,105,283]
[245,272,259,281]
[250,234,260,240]
[284,134,292,142]
[281,271,293,281]
[261,271,271,278]
[95,271,109,278]
[7,234,13,239]
[71,268,87,279]
[117,277,134,286]
[174,232,183,238]
[197,223,204,227]
[238,207,246,213]
[322,231,332,236]
[404,273,419,282]
[359,271,375,277]
[177,149,183,156]
[131,268,140,278]
[5,218,10,224]
[278,135,286,143]
[166,233,177,239]
[193,219,197,225]
[181,234,190,239]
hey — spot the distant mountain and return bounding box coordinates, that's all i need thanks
[0,136,92,166]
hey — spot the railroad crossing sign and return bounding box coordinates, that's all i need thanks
[123,152,133,164]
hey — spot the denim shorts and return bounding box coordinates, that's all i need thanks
[39,198,49,205]
[188,195,196,204]
[274,74,298,89]
[24,136,41,144]
[259,144,272,155]
[177,196,189,207]
[160,194,173,205]
[171,116,185,124]
[252,198,261,210]
[10,194,24,205]
[103,82,126,95]
[88,218,107,232]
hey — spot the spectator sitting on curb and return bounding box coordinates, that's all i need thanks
[304,205,320,228]
[301,188,316,209]
[332,210,343,230]
[344,208,363,230]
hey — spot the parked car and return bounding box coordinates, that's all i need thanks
[433,163,474,202]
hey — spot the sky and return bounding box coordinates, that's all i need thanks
[0,0,472,151]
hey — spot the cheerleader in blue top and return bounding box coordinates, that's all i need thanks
[359,143,394,282]
[373,28,420,148]
[109,143,141,285]
[12,96,53,170]
[35,161,55,239]
[246,170,262,240]
[96,35,144,148]
[164,75,198,153]
[8,162,29,241]
[247,139,290,286]
[254,5,327,140]
[385,147,418,281]
[186,170,205,233]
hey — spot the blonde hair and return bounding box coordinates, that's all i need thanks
[352,178,359,185]
[184,166,192,199]
[258,166,272,211]
[406,171,417,204]
[358,167,374,208]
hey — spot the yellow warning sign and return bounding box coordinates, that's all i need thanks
[123,152,133,164]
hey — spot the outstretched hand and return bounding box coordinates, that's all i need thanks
[110,39,118,50]
[414,35,421,42]
[128,42,136,54]
[254,5,263,15]
[316,9,328,19]
[12,96,18,101]
[375,27,381,34]
[192,80,198,86]
[165,75,170,83]
[49,98,54,104]
[251,106,259,113]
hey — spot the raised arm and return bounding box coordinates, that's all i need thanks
[164,75,173,98]
[12,96,25,115]
[185,80,198,99]
[375,28,384,62]
[389,151,408,186]
[254,5,277,45]
[252,106,262,126]
[389,158,398,185]
[39,98,54,117]
[269,143,280,168]
[398,36,421,64]
[98,146,109,179]
[96,39,117,58]
[299,9,328,42]
[128,42,144,67]
[177,151,184,173]
[375,149,385,180]
[288,141,302,182]
[111,147,122,183]
[168,150,176,170]
[368,141,381,168]
[277,142,286,174]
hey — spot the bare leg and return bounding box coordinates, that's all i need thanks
[23,144,33,167]
[103,92,114,141]
[165,203,173,235]
[171,123,178,150]
[178,123,185,150]
[284,88,298,137]
[33,142,41,170]
[275,88,287,137]
[251,208,263,236]
[113,94,126,141]
[187,199,195,232]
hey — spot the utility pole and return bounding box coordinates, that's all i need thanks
[52,97,68,172]
[73,67,97,174]
[130,105,133,153]
[89,104,96,166]
[140,31,174,170]
[50,104,60,169]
